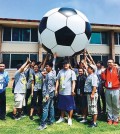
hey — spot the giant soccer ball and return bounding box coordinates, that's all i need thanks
[39,7,91,57]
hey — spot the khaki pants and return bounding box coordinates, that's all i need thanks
[105,89,119,122]
[87,93,98,115]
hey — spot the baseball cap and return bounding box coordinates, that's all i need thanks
[88,64,96,71]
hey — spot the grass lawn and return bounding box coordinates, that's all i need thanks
[0,88,120,134]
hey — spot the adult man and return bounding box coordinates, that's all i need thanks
[12,59,30,120]
[96,61,106,114]
[0,63,9,120]
[55,61,76,126]
[84,64,98,127]
[101,59,120,125]
[37,62,56,130]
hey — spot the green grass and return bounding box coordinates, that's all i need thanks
[0,88,120,134]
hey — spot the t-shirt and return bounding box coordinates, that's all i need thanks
[0,71,9,93]
[57,69,76,95]
[43,70,56,96]
[34,72,43,91]
[14,71,27,94]
[84,73,98,93]
[26,68,34,89]
[77,75,86,95]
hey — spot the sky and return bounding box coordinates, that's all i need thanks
[0,0,119,25]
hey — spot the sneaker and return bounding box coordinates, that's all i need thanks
[89,122,97,128]
[107,120,112,125]
[113,121,118,125]
[56,117,65,124]
[68,118,72,126]
[37,125,47,130]
[29,116,34,120]
[47,122,54,125]
[80,119,87,123]
[21,113,26,118]
[78,116,84,120]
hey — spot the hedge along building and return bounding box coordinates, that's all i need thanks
[0,18,120,71]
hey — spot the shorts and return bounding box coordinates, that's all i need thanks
[14,93,26,108]
[87,93,98,115]
[58,94,76,111]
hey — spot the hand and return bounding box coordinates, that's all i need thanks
[55,90,58,96]
[71,91,75,96]
[26,57,31,64]
[46,95,49,101]
[53,53,57,58]
[31,92,33,97]
[90,94,94,100]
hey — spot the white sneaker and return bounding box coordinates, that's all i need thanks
[68,118,72,126]
[56,117,65,124]
[80,119,87,123]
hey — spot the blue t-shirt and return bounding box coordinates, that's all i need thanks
[0,71,9,93]
[43,70,56,97]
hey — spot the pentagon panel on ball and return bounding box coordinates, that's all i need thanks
[55,26,76,46]
[85,22,92,40]
[58,7,77,17]
[39,7,92,57]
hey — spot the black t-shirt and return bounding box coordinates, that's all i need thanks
[76,75,86,94]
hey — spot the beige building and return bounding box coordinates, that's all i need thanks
[0,18,120,73]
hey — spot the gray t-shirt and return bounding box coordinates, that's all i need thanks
[14,71,27,93]
[57,69,76,95]
[43,70,56,96]
[34,72,43,91]
[84,73,98,93]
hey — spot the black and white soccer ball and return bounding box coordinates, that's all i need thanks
[39,7,91,57]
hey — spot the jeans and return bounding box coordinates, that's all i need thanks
[106,89,119,121]
[41,91,55,126]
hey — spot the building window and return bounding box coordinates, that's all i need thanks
[3,27,11,41]
[3,27,38,42]
[11,54,29,68]
[31,28,38,42]
[2,53,38,68]
[30,54,38,61]
[114,33,120,45]
[90,32,108,45]
[12,28,30,41]
[2,54,10,68]
[80,54,108,67]
[115,56,120,64]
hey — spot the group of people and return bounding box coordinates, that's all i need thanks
[0,54,120,130]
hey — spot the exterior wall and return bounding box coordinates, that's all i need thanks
[115,46,120,55]
[1,42,39,53]
[86,45,109,54]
